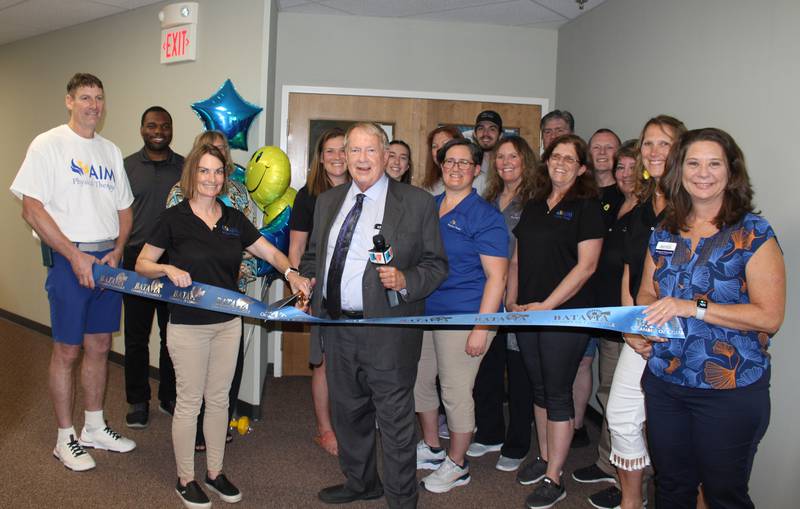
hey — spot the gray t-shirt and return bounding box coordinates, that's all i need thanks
[494,194,524,351]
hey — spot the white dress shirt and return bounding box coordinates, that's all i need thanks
[323,174,389,312]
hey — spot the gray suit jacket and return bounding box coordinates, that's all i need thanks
[299,178,448,368]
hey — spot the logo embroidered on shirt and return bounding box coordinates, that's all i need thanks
[219,225,240,237]
[553,209,573,221]
[447,218,463,231]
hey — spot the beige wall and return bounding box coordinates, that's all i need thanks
[0,0,272,357]
[556,0,799,506]
[273,12,559,142]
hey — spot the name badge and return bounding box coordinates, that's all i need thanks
[655,241,677,256]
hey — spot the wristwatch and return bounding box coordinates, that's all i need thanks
[695,299,708,320]
[284,266,299,279]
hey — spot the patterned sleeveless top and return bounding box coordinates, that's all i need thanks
[647,213,776,389]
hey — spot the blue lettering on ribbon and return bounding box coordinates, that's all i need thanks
[92,266,685,339]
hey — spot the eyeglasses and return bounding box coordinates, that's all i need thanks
[442,158,475,170]
[549,153,579,166]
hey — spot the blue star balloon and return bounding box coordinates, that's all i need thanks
[191,79,263,151]
[230,163,246,184]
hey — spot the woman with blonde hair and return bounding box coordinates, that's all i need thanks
[591,115,687,509]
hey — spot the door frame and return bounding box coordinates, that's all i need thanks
[271,85,549,377]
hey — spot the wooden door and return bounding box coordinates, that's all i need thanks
[280,91,543,376]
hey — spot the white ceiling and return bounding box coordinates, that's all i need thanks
[0,0,605,46]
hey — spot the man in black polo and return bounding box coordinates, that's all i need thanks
[123,106,184,428]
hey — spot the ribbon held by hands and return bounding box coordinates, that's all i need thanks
[93,265,684,339]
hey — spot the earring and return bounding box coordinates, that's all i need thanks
[642,169,650,180]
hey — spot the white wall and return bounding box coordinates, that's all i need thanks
[273,12,559,139]
[556,0,799,506]
[0,0,273,358]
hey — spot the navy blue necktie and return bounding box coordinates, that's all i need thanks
[326,193,365,319]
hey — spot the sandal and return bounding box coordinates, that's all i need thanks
[314,430,338,456]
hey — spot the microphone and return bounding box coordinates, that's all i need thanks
[369,234,400,307]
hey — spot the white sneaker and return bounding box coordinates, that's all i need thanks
[496,454,526,472]
[466,441,503,457]
[53,434,96,471]
[79,424,136,453]
[416,440,446,470]
[420,456,471,493]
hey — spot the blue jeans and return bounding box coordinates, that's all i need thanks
[642,368,770,509]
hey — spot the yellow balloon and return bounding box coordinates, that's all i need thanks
[245,146,291,210]
[263,187,296,226]
[229,416,251,436]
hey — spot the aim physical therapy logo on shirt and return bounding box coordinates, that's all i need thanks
[553,209,573,221]
[447,218,463,232]
[70,159,117,190]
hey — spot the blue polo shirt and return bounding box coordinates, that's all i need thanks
[425,189,508,315]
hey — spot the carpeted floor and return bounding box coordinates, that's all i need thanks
[0,317,617,509]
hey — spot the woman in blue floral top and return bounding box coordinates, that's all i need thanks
[637,128,785,509]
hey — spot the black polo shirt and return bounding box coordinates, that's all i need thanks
[599,184,624,229]
[622,197,664,301]
[593,209,633,307]
[513,197,605,309]
[288,185,316,234]
[124,148,184,247]
[149,199,261,325]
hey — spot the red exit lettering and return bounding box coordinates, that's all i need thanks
[162,29,190,59]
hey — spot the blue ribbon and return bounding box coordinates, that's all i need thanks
[93,265,684,339]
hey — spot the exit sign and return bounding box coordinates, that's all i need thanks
[161,24,196,64]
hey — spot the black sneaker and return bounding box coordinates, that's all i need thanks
[571,426,590,448]
[525,476,566,509]
[517,456,548,485]
[125,403,149,429]
[589,485,648,509]
[159,400,176,416]
[205,473,242,503]
[175,480,211,509]
[572,463,616,484]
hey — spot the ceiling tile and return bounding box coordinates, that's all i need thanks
[1,0,123,31]
[90,0,162,8]
[0,21,42,46]
[280,2,349,15]
[416,0,566,26]
[277,0,312,8]
[317,0,496,18]
[531,0,604,20]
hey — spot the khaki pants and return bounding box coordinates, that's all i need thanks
[167,317,241,480]
[414,329,495,433]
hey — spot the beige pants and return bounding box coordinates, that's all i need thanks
[414,329,495,433]
[167,317,241,480]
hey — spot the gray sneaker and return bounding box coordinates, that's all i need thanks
[466,441,503,457]
[496,454,526,472]
[420,456,470,493]
[517,456,548,485]
[416,440,446,470]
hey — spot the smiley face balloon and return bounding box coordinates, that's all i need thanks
[245,146,291,211]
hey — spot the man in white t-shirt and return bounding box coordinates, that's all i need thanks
[10,73,136,472]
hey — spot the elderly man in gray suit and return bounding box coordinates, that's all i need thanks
[300,122,448,508]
